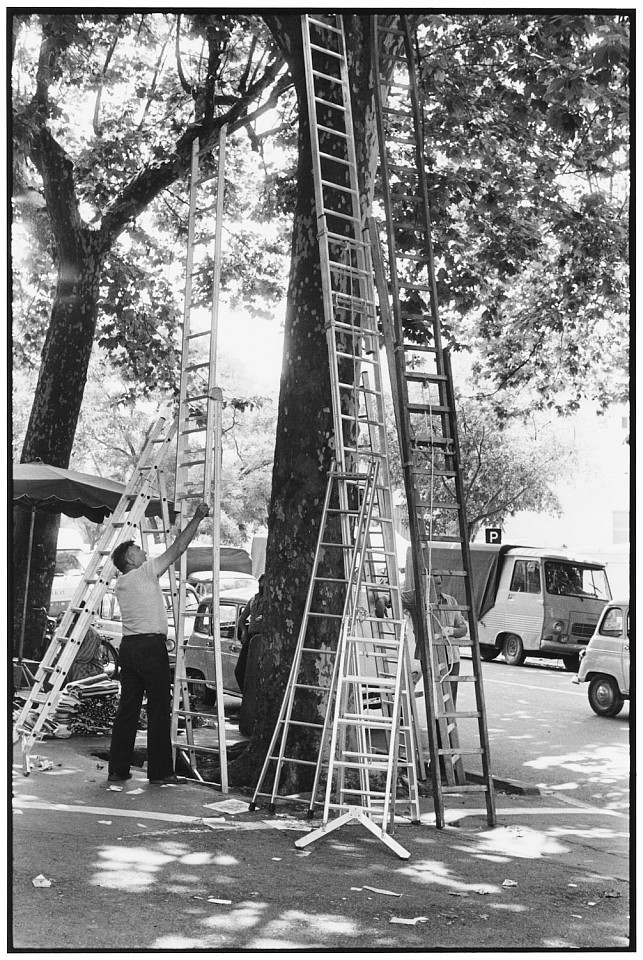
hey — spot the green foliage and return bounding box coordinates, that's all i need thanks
[387,395,571,540]
[402,13,630,410]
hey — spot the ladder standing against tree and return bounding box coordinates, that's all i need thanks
[370,14,496,828]
[250,14,423,859]
[169,130,229,790]
[12,410,178,774]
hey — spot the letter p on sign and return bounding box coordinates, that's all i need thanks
[485,528,502,544]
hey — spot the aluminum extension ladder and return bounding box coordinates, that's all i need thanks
[12,410,178,774]
[251,14,422,858]
[169,130,229,790]
[370,14,496,828]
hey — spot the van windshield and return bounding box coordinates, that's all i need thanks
[544,561,610,601]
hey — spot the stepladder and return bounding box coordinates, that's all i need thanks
[13,410,179,774]
[250,460,422,859]
[370,12,496,827]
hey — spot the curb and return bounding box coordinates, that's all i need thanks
[465,771,542,796]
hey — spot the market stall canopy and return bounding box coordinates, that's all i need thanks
[13,463,173,523]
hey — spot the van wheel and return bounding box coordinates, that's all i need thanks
[503,634,526,666]
[562,654,580,672]
[588,675,624,717]
[480,646,499,662]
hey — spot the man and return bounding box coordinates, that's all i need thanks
[429,573,467,707]
[234,574,265,693]
[107,501,210,785]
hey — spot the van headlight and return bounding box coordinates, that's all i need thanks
[552,621,565,634]
[166,638,175,652]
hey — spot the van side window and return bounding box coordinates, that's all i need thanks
[600,608,623,637]
[510,560,541,594]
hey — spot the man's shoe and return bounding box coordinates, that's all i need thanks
[149,774,187,785]
[108,773,132,782]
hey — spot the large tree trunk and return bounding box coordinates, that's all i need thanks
[14,231,105,658]
[229,14,385,788]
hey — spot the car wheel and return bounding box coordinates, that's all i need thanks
[588,675,624,717]
[562,654,580,673]
[503,634,526,666]
[480,646,499,662]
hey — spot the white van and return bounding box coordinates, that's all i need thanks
[422,543,612,671]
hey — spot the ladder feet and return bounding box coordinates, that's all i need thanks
[268,803,276,814]
[248,802,257,812]
[306,808,316,820]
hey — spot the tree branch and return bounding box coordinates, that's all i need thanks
[99,58,288,242]
[93,19,124,136]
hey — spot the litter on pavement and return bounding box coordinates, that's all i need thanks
[32,875,52,887]
[203,798,249,815]
[390,917,427,925]
[502,879,518,887]
[351,885,402,898]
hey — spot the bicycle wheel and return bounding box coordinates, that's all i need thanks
[100,640,119,679]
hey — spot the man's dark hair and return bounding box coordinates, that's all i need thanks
[111,540,135,573]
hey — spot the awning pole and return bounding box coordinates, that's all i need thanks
[17,507,36,664]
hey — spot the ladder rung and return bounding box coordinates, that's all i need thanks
[314,96,346,114]
[408,403,451,414]
[312,68,343,86]
[309,42,343,60]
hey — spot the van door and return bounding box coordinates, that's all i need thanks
[504,558,543,651]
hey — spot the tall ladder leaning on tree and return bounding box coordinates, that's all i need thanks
[370,13,496,828]
[12,411,179,775]
[169,130,229,792]
[250,13,423,860]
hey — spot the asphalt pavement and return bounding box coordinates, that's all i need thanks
[11,728,631,953]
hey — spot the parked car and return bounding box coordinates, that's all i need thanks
[187,570,258,600]
[183,591,255,704]
[574,600,630,716]
[93,584,200,666]
[49,549,87,618]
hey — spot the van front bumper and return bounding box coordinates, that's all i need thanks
[540,638,586,657]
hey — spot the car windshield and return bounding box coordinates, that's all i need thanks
[544,561,611,601]
[55,552,84,576]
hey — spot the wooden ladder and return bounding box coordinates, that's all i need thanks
[370,13,496,828]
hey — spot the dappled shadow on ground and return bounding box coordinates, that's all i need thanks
[76,816,630,951]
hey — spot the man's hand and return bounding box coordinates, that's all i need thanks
[194,502,210,521]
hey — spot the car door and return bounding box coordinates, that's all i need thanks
[622,606,630,696]
[219,601,243,694]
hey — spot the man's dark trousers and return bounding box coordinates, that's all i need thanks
[108,633,173,781]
